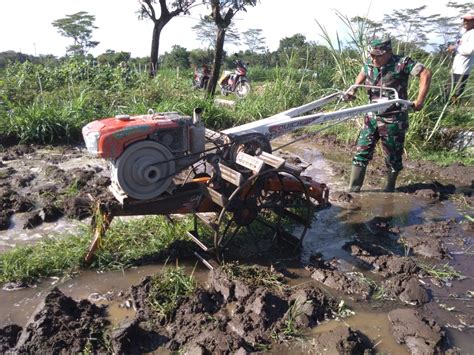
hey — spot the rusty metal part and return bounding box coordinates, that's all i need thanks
[84,152,329,264]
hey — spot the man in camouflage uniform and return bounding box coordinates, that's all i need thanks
[346,37,432,192]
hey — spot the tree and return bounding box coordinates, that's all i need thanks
[382,6,430,49]
[430,14,459,51]
[189,48,215,68]
[160,45,190,69]
[52,11,99,56]
[276,33,308,67]
[138,0,197,77]
[242,28,266,53]
[350,16,385,42]
[192,15,240,49]
[206,0,259,96]
[97,50,131,66]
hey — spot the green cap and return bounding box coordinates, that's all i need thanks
[368,37,392,56]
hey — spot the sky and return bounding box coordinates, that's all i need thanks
[0,0,464,58]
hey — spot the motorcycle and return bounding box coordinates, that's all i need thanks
[192,65,210,89]
[219,60,251,98]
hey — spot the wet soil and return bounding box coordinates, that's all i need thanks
[0,145,111,250]
[0,139,473,354]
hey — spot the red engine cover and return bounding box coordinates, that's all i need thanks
[85,114,180,160]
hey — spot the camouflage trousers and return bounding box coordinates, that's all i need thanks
[352,113,408,172]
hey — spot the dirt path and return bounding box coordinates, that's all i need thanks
[0,141,473,354]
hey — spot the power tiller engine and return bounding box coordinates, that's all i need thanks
[82,110,207,200]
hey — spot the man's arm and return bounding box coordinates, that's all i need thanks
[345,71,366,99]
[352,71,367,90]
[450,31,474,56]
[413,67,432,111]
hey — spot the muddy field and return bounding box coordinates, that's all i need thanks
[0,138,473,354]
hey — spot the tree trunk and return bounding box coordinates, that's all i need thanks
[207,28,226,97]
[149,22,164,78]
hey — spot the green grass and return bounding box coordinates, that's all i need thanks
[221,262,284,289]
[280,300,305,339]
[419,262,463,281]
[334,299,355,318]
[0,216,191,283]
[409,149,474,167]
[63,179,81,197]
[146,265,196,321]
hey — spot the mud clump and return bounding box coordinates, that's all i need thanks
[117,265,350,354]
[388,308,447,354]
[0,145,111,230]
[308,258,373,300]
[310,326,372,354]
[398,181,456,201]
[0,211,12,230]
[399,220,460,259]
[2,288,109,354]
[62,196,94,220]
[345,241,430,305]
[401,236,447,259]
[12,196,36,213]
[0,324,22,353]
[403,219,460,239]
[319,242,429,305]
[0,189,17,230]
[329,191,354,203]
[23,212,43,229]
[407,160,474,187]
[383,275,430,305]
[344,241,419,277]
[42,203,64,222]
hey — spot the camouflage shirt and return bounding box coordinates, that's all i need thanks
[361,54,425,101]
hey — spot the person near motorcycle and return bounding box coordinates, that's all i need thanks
[193,64,211,89]
[345,36,432,193]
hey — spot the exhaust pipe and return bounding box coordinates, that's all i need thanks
[193,107,203,124]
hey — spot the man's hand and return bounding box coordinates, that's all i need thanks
[447,43,457,53]
[343,91,357,102]
[412,100,424,111]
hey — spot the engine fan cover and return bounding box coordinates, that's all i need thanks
[111,140,175,200]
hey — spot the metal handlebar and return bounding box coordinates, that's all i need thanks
[345,84,400,100]
[223,86,414,139]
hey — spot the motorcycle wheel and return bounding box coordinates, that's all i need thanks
[235,81,251,98]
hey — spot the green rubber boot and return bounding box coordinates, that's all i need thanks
[383,170,399,192]
[348,165,367,192]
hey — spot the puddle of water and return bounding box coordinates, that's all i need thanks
[0,214,89,252]
[0,262,209,328]
[276,138,473,352]
[271,311,408,355]
[312,312,409,354]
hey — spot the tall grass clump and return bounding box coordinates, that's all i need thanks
[146,265,196,321]
[6,88,99,143]
[0,58,161,143]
